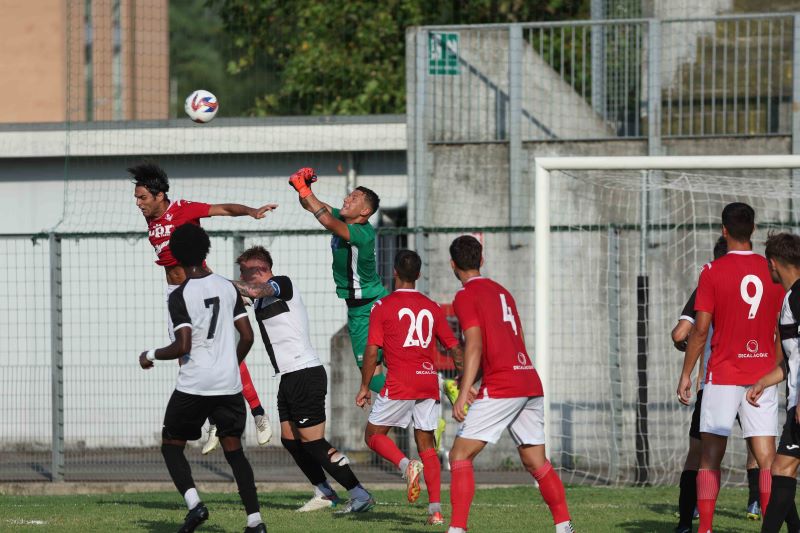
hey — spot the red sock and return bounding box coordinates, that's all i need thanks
[760,468,772,517]
[367,434,406,468]
[697,469,720,532]
[419,448,441,504]
[449,459,475,529]
[239,361,261,410]
[532,461,570,524]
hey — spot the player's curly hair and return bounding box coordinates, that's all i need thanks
[169,224,210,267]
[765,232,800,267]
[236,246,273,269]
[450,235,482,271]
[129,161,169,199]
[356,186,380,215]
[713,235,728,260]
[721,202,755,242]
[394,249,421,282]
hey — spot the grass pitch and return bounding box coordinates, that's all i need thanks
[0,485,765,532]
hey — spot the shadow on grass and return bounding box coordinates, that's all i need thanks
[134,519,226,533]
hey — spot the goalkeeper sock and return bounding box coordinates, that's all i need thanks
[532,461,570,525]
[367,434,406,470]
[762,475,796,532]
[420,448,441,505]
[239,361,262,411]
[677,469,697,527]
[368,373,386,394]
[449,459,474,529]
[697,469,720,532]
[760,467,773,517]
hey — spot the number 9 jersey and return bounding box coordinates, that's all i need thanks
[695,251,785,385]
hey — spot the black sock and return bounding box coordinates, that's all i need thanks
[786,500,800,533]
[678,469,698,527]
[161,443,195,496]
[302,439,359,490]
[747,467,760,506]
[251,405,265,417]
[224,448,260,515]
[762,475,797,533]
[208,415,216,426]
[282,438,327,485]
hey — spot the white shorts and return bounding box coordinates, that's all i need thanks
[368,393,439,431]
[457,396,545,445]
[700,382,779,438]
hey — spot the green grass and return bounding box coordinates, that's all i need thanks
[0,486,766,532]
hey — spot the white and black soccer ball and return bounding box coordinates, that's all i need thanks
[184,89,219,123]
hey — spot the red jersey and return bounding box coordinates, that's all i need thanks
[453,277,543,399]
[695,251,784,385]
[367,289,459,400]
[146,200,211,266]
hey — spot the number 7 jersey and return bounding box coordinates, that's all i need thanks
[695,251,785,385]
[453,277,543,399]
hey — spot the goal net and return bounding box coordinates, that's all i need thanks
[534,155,800,487]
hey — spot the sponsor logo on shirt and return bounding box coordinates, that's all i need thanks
[513,352,534,370]
[416,361,437,375]
[738,339,768,359]
[154,241,169,255]
[149,224,175,239]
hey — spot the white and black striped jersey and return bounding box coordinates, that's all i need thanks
[678,288,713,390]
[779,280,800,409]
[252,275,322,375]
[168,273,248,395]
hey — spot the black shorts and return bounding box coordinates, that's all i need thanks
[277,365,327,429]
[162,389,246,441]
[689,389,703,440]
[778,407,800,458]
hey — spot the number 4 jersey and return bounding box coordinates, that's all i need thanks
[695,251,784,385]
[453,277,543,399]
[367,289,459,400]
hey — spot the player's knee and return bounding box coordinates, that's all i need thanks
[281,437,302,454]
[160,442,185,461]
[303,438,350,468]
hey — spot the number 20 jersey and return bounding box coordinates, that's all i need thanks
[453,277,543,399]
[695,251,784,385]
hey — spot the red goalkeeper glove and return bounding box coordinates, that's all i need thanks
[288,167,317,199]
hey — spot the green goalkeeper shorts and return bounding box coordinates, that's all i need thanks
[347,299,383,368]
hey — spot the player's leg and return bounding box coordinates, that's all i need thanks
[239,360,272,446]
[161,390,210,532]
[744,440,761,519]
[676,390,703,532]
[413,399,443,524]
[510,397,573,533]
[447,436,486,533]
[347,303,385,393]
[696,383,740,533]
[739,384,779,518]
[281,419,340,511]
[761,454,800,533]
[213,393,265,532]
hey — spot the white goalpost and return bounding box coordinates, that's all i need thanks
[534,155,800,486]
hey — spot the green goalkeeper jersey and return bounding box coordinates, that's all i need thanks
[330,208,386,304]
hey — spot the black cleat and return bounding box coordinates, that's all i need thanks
[177,503,209,533]
[244,524,267,533]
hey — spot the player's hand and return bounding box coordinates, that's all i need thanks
[139,352,154,370]
[746,381,766,407]
[466,386,478,405]
[676,374,692,405]
[288,168,317,198]
[673,337,689,352]
[453,395,469,422]
[250,204,278,219]
[355,386,371,409]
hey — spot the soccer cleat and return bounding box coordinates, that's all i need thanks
[244,524,267,533]
[201,425,219,455]
[746,500,761,520]
[674,527,691,533]
[334,496,376,514]
[296,492,342,512]
[443,378,460,407]
[434,417,446,452]
[427,511,445,525]
[253,414,273,446]
[177,502,208,533]
[403,459,424,503]
[555,521,575,533]
[694,506,699,519]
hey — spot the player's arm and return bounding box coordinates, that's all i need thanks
[233,276,294,300]
[677,310,710,405]
[671,320,693,352]
[209,203,278,219]
[288,168,350,239]
[453,326,482,422]
[357,344,380,408]
[234,315,254,363]
[747,322,787,405]
[138,327,191,369]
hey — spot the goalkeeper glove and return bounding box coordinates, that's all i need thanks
[288,167,317,199]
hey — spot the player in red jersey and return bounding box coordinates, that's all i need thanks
[356,250,466,525]
[676,203,785,533]
[130,162,277,452]
[445,236,574,533]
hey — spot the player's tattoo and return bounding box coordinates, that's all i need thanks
[233,279,277,299]
[450,345,465,373]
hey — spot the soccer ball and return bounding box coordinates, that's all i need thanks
[184,90,219,123]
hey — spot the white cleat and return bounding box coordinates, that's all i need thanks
[201,424,219,455]
[296,491,342,512]
[555,520,576,533]
[253,414,273,445]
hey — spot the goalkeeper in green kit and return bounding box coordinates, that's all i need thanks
[289,167,388,393]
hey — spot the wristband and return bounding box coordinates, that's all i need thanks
[146,349,157,362]
[313,207,327,219]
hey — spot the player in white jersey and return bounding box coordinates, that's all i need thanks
[137,224,266,533]
[235,246,375,514]
[748,233,800,532]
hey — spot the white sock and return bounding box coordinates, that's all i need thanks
[247,512,263,528]
[399,457,410,473]
[428,502,442,514]
[447,528,466,533]
[555,520,574,533]
[183,488,200,510]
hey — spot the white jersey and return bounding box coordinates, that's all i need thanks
[252,275,321,375]
[679,288,713,390]
[779,282,800,409]
[168,273,248,395]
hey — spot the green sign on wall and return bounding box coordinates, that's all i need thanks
[428,32,459,75]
